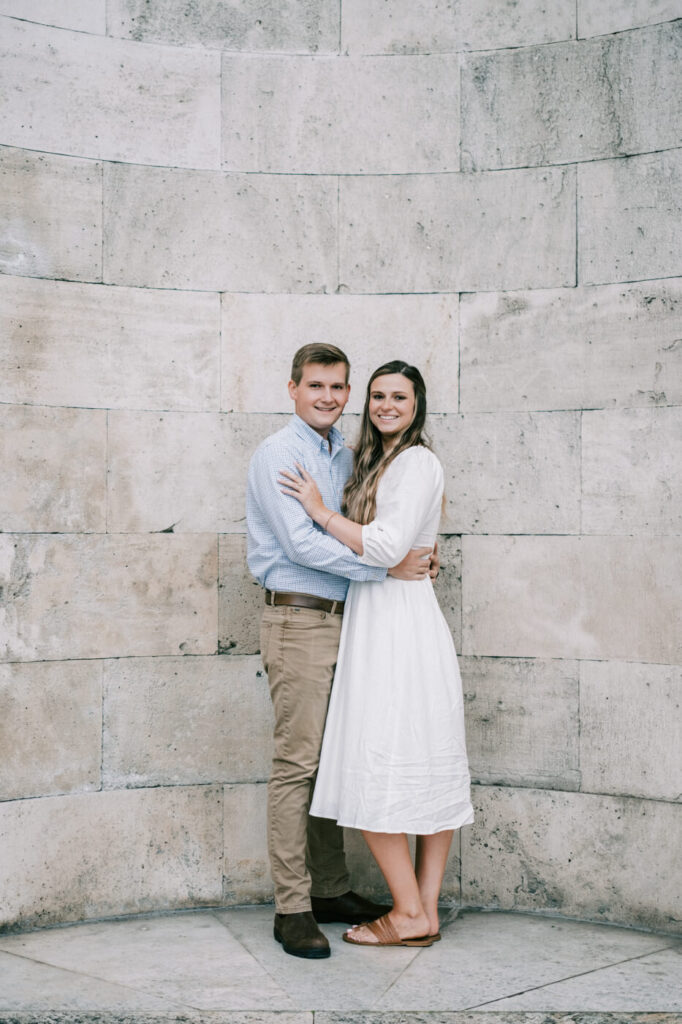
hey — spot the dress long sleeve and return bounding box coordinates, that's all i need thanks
[360,447,444,567]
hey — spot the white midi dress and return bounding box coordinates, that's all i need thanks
[310,446,474,834]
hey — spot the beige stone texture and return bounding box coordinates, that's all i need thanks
[342,0,575,54]
[0,534,218,662]
[462,535,682,664]
[108,0,340,53]
[461,785,682,932]
[221,293,459,415]
[0,19,220,168]
[344,826,462,903]
[0,405,106,533]
[107,411,281,534]
[578,0,682,38]
[431,534,462,653]
[103,164,337,292]
[461,24,682,170]
[0,276,220,412]
[103,655,272,788]
[221,53,459,174]
[219,535,265,655]
[460,657,580,790]
[582,407,682,536]
[580,661,682,802]
[0,787,223,930]
[223,783,273,904]
[339,166,575,293]
[0,660,102,800]
[459,279,682,412]
[0,146,101,282]
[431,412,581,535]
[0,3,105,33]
[579,148,682,286]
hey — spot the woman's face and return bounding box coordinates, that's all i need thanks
[368,373,416,445]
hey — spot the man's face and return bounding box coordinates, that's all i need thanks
[288,362,351,437]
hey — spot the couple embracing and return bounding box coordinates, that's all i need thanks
[246,343,473,959]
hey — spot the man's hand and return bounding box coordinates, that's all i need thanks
[388,546,432,580]
[429,540,440,580]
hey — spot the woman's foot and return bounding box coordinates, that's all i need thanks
[345,909,430,945]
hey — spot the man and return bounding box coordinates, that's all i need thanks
[246,343,435,959]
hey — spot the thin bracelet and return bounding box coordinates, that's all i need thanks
[323,511,338,531]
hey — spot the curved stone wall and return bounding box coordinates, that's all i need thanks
[0,1,680,934]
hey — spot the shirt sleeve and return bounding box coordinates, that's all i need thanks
[248,440,386,583]
[361,448,443,567]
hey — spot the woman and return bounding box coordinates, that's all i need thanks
[279,361,474,948]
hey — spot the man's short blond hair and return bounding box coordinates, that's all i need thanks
[290,344,350,385]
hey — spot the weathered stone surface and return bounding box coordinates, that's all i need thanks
[342,0,575,54]
[0,2,105,32]
[0,661,102,800]
[223,783,273,904]
[580,661,682,802]
[582,407,682,536]
[460,657,580,790]
[459,279,682,412]
[0,405,106,533]
[0,146,101,282]
[104,164,337,292]
[432,534,462,654]
[579,0,682,38]
[339,167,575,293]
[462,24,682,170]
[461,785,682,932]
[107,412,281,533]
[0,276,220,412]
[462,536,682,664]
[579,149,682,286]
[0,787,223,930]
[221,53,459,174]
[221,293,459,415]
[430,412,581,535]
[103,655,272,788]
[219,535,264,655]
[108,0,339,53]
[0,19,220,168]
[344,826,462,902]
[0,534,218,662]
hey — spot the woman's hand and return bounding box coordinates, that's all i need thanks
[278,463,328,523]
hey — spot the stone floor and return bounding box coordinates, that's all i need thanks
[0,906,680,1023]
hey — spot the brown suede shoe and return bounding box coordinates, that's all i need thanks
[311,890,392,925]
[273,911,331,959]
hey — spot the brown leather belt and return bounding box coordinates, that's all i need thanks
[265,590,345,615]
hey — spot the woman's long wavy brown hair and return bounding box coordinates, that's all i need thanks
[343,361,430,524]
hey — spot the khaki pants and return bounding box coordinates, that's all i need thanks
[260,603,350,914]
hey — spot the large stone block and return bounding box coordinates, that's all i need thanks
[462,24,682,170]
[430,412,581,535]
[580,661,682,802]
[342,0,575,54]
[223,783,273,904]
[0,146,101,282]
[0,534,218,662]
[219,535,264,655]
[460,657,580,790]
[0,660,102,801]
[0,404,106,532]
[0,2,106,32]
[0,19,220,168]
[339,166,575,293]
[431,534,462,653]
[221,293,459,415]
[108,0,339,53]
[582,407,682,536]
[459,279,682,412]
[103,164,337,292]
[462,535,682,664]
[107,411,282,533]
[221,53,459,174]
[461,785,682,932]
[103,655,272,788]
[579,149,682,285]
[0,787,223,929]
[578,0,682,38]
[0,276,220,411]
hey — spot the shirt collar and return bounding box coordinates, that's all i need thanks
[291,414,344,455]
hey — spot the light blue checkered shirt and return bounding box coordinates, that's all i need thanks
[246,415,385,600]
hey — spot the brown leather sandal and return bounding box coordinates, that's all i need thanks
[342,913,436,947]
